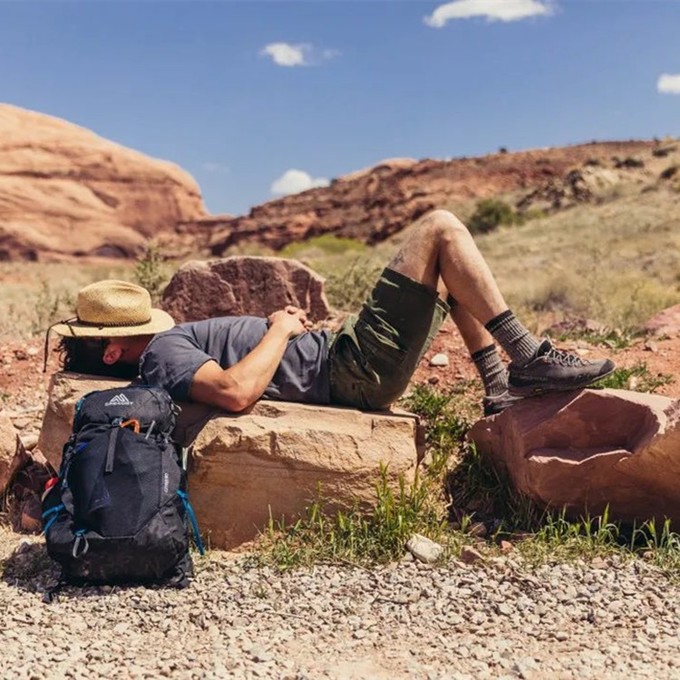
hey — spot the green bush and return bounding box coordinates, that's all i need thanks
[134,243,171,304]
[324,257,383,311]
[468,199,520,235]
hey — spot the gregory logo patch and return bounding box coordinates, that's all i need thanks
[104,393,134,407]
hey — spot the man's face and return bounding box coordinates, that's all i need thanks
[102,337,135,366]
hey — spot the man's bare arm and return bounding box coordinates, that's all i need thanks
[189,307,310,412]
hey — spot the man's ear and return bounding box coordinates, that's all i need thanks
[102,341,123,366]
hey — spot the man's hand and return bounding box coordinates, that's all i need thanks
[268,306,312,338]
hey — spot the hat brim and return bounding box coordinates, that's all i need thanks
[51,309,175,338]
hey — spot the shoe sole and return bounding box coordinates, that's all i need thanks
[508,365,616,397]
[483,396,526,417]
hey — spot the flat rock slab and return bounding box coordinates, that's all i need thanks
[38,372,420,549]
[468,388,680,526]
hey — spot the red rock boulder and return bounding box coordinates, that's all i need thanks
[644,304,680,337]
[468,389,680,526]
[161,256,331,323]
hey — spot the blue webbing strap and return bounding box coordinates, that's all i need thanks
[177,490,206,555]
[41,503,65,535]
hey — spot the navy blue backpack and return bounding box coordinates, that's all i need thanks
[42,386,204,595]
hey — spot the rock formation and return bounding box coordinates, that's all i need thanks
[0,105,668,261]
[468,388,680,526]
[0,413,19,495]
[201,141,659,254]
[38,372,422,549]
[0,104,206,260]
[644,304,680,337]
[161,256,331,323]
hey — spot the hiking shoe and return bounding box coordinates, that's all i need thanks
[483,390,525,417]
[508,339,615,396]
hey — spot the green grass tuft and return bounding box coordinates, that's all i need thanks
[595,361,674,392]
[258,465,456,569]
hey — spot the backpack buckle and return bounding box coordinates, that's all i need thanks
[72,531,90,559]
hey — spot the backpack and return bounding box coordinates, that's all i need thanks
[42,385,204,595]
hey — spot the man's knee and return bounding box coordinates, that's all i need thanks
[420,209,469,244]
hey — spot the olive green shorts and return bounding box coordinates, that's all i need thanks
[328,268,450,410]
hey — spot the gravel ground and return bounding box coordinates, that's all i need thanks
[1,528,679,680]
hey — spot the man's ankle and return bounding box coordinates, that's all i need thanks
[485,311,540,366]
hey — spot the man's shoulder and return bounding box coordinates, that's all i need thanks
[146,316,266,350]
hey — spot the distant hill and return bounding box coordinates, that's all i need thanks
[202,139,676,255]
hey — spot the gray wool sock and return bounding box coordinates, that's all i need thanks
[471,345,508,396]
[485,310,541,366]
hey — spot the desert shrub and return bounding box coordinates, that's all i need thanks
[324,257,383,311]
[614,156,645,169]
[260,465,455,568]
[29,279,75,335]
[134,243,171,304]
[652,146,676,158]
[660,165,678,181]
[468,199,520,235]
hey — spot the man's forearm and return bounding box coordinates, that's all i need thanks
[189,324,292,411]
[226,325,291,403]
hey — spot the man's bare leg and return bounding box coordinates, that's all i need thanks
[391,210,615,396]
[390,210,507,325]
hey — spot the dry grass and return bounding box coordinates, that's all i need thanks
[0,261,133,341]
[476,185,680,331]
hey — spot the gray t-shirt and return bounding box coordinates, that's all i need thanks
[140,317,332,405]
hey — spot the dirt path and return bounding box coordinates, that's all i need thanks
[1,528,679,680]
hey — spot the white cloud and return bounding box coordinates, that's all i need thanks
[424,0,553,27]
[260,42,310,67]
[658,73,680,95]
[260,42,339,67]
[271,169,330,196]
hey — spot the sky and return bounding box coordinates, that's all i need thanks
[1,0,679,216]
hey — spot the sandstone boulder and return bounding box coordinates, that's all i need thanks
[468,389,680,526]
[39,373,421,549]
[189,400,419,548]
[161,256,331,323]
[644,303,680,337]
[0,104,206,261]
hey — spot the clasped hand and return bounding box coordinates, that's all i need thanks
[267,306,313,338]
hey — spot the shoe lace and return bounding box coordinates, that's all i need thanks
[545,345,588,367]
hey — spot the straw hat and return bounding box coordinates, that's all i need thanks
[51,280,175,337]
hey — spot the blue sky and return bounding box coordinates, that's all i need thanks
[1,0,679,216]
